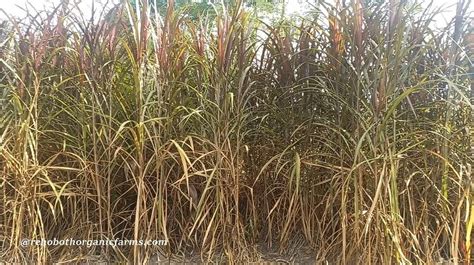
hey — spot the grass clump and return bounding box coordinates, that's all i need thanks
[0,0,472,263]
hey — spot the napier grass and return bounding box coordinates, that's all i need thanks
[0,0,473,263]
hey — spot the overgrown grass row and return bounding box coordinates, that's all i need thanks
[0,0,472,263]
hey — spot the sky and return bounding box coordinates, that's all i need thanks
[0,0,471,28]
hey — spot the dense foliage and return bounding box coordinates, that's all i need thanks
[0,0,472,263]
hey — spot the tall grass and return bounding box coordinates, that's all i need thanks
[0,0,472,263]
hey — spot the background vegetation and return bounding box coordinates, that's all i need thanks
[0,0,472,263]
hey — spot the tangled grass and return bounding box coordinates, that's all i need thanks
[0,0,473,263]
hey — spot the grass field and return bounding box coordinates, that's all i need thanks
[0,0,473,263]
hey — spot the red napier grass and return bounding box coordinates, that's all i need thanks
[0,0,472,263]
